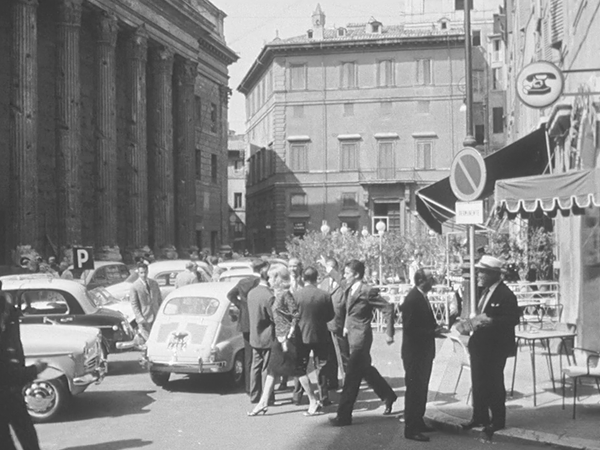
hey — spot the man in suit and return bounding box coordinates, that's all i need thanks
[330,259,397,426]
[401,269,438,442]
[318,257,348,390]
[130,263,162,341]
[295,267,335,405]
[226,260,264,397]
[247,262,275,404]
[461,255,519,438]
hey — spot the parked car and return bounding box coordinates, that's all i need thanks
[1,278,136,356]
[103,260,213,325]
[142,282,244,388]
[21,323,107,422]
[69,261,131,291]
[217,268,258,284]
[217,257,287,274]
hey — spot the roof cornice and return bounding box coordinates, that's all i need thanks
[238,34,465,94]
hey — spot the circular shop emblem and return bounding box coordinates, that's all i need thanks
[516,61,564,109]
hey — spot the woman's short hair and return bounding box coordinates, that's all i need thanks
[268,265,291,290]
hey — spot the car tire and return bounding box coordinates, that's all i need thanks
[228,350,245,388]
[150,371,170,387]
[23,377,69,423]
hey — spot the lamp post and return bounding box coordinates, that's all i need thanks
[320,220,330,235]
[340,222,349,235]
[361,226,369,238]
[376,220,386,286]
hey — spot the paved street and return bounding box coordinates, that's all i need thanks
[37,334,545,450]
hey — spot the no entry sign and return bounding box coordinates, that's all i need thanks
[449,147,487,202]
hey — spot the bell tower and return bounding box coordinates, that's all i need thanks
[311,4,325,40]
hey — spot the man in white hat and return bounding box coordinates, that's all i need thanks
[461,255,519,438]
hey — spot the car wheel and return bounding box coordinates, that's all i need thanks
[150,371,170,387]
[228,351,245,388]
[23,377,69,423]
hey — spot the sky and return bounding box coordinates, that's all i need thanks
[215,0,407,134]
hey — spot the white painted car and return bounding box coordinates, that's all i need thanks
[142,282,244,388]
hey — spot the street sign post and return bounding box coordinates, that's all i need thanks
[450,148,487,318]
[455,201,484,224]
[73,247,94,270]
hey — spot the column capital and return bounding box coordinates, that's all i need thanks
[128,25,148,62]
[150,46,174,73]
[219,84,231,105]
[175,57,198,86]
[96,10,118,47]
[56,0,83,26]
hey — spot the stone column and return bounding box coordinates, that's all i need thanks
[148,46,176,259]
[174,57,198,258]
[10,0,39,259]
[56,0,83,254]
[124,26,150,262]
[94,11,120,261]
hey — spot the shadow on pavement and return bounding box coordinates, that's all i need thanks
[54,390,155,422]
[106,359,146,377]
[61,438,152,450]
[162,373,244,395]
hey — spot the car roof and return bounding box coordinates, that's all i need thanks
[218,268,256,280]
[147,259,212,275]
[164,281,237,300]
[69,261,127,269]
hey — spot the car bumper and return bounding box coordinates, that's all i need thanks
[74,358,107,386]
[145,360,228,374]
[115,339,137,351]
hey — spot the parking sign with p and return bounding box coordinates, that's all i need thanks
[73,247,94,270]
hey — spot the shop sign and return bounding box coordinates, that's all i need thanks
[455,201,484,225]
[516,61,564,109]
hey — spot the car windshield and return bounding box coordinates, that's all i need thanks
[87,288,118,307]
[163,297,220,316]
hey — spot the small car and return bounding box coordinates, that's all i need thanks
[21,323,107,422]
[143,282,244,388]
[69,261,132,291]
[1,278,136,356]
[217,268,258,284]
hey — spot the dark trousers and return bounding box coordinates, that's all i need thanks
[322,331,349,388]
[403,349,434,435]
[249,347,271,403]
[242,332,252,395]
[0,390,41,450]
[470,349,508,428]
[336,348,396,420]
[292,342,329,404]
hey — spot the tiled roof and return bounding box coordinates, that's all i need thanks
[271,24,464,46]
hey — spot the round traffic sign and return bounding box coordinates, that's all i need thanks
[516,61,564,109]
[450,147,487,202]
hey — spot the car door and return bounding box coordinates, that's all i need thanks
[17,289,83,326]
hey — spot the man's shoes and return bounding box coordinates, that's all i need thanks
[420,424,436,433]
[329,416,352,427]
[461,420,487,430]
[405,433,430,442]
[383,396,396,415]
[321,398,333,407]
[483,424,504,439]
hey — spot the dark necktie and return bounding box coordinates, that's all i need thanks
[478,288,490,313]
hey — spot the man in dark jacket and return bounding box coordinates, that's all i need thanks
[295,267,335,404]
[247,262,275,404]
[226,261,263,396]
[329,259,397,426]
[461,255,519,438]
[0,281,48,450]
[401,269,438,442]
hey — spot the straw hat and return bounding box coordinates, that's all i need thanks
[475,255,505,273]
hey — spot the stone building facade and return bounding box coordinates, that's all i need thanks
[227,131,247,252]
[0,0,237,264]
[238,3,502,253]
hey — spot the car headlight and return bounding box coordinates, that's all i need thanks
[207,347,218,363]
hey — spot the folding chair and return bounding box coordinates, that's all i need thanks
[561,347,600,419]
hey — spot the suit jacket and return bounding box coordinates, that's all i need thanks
[295,284,334,345]
[130,278,161,325]
[318,273,344,333]
[468,281,519,358]
[344,281,394,353]
[247,283,275,349]
[227,276,260,334]
[401,287,437,360]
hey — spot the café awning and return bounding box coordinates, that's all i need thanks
[495,169,600,218]
[416,127,549,233]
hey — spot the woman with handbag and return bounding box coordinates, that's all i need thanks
[248,265,322,416]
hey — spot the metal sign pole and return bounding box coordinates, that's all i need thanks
[469,224,476,317]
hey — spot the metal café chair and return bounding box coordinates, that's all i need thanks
[562,347,600,419]
[447,334,472,404]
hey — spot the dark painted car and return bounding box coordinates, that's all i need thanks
[1,277,136,357]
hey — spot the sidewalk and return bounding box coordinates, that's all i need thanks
[425,333,600,449]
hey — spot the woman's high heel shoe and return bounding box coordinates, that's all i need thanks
[247,405,268,416]
[304,401,323,416]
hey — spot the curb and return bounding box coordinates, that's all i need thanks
[425,406,600,450]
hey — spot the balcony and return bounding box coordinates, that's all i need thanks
[359,168,449,184]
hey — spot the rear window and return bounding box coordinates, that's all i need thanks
[163,297,219,316]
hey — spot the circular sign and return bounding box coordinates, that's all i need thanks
[450,147,487,202]
[516,61,564,109]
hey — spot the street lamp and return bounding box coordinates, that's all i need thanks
[340,222,349,235]
[376,220,386,286]
[361,226,369,238]
[320,220,330,235]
